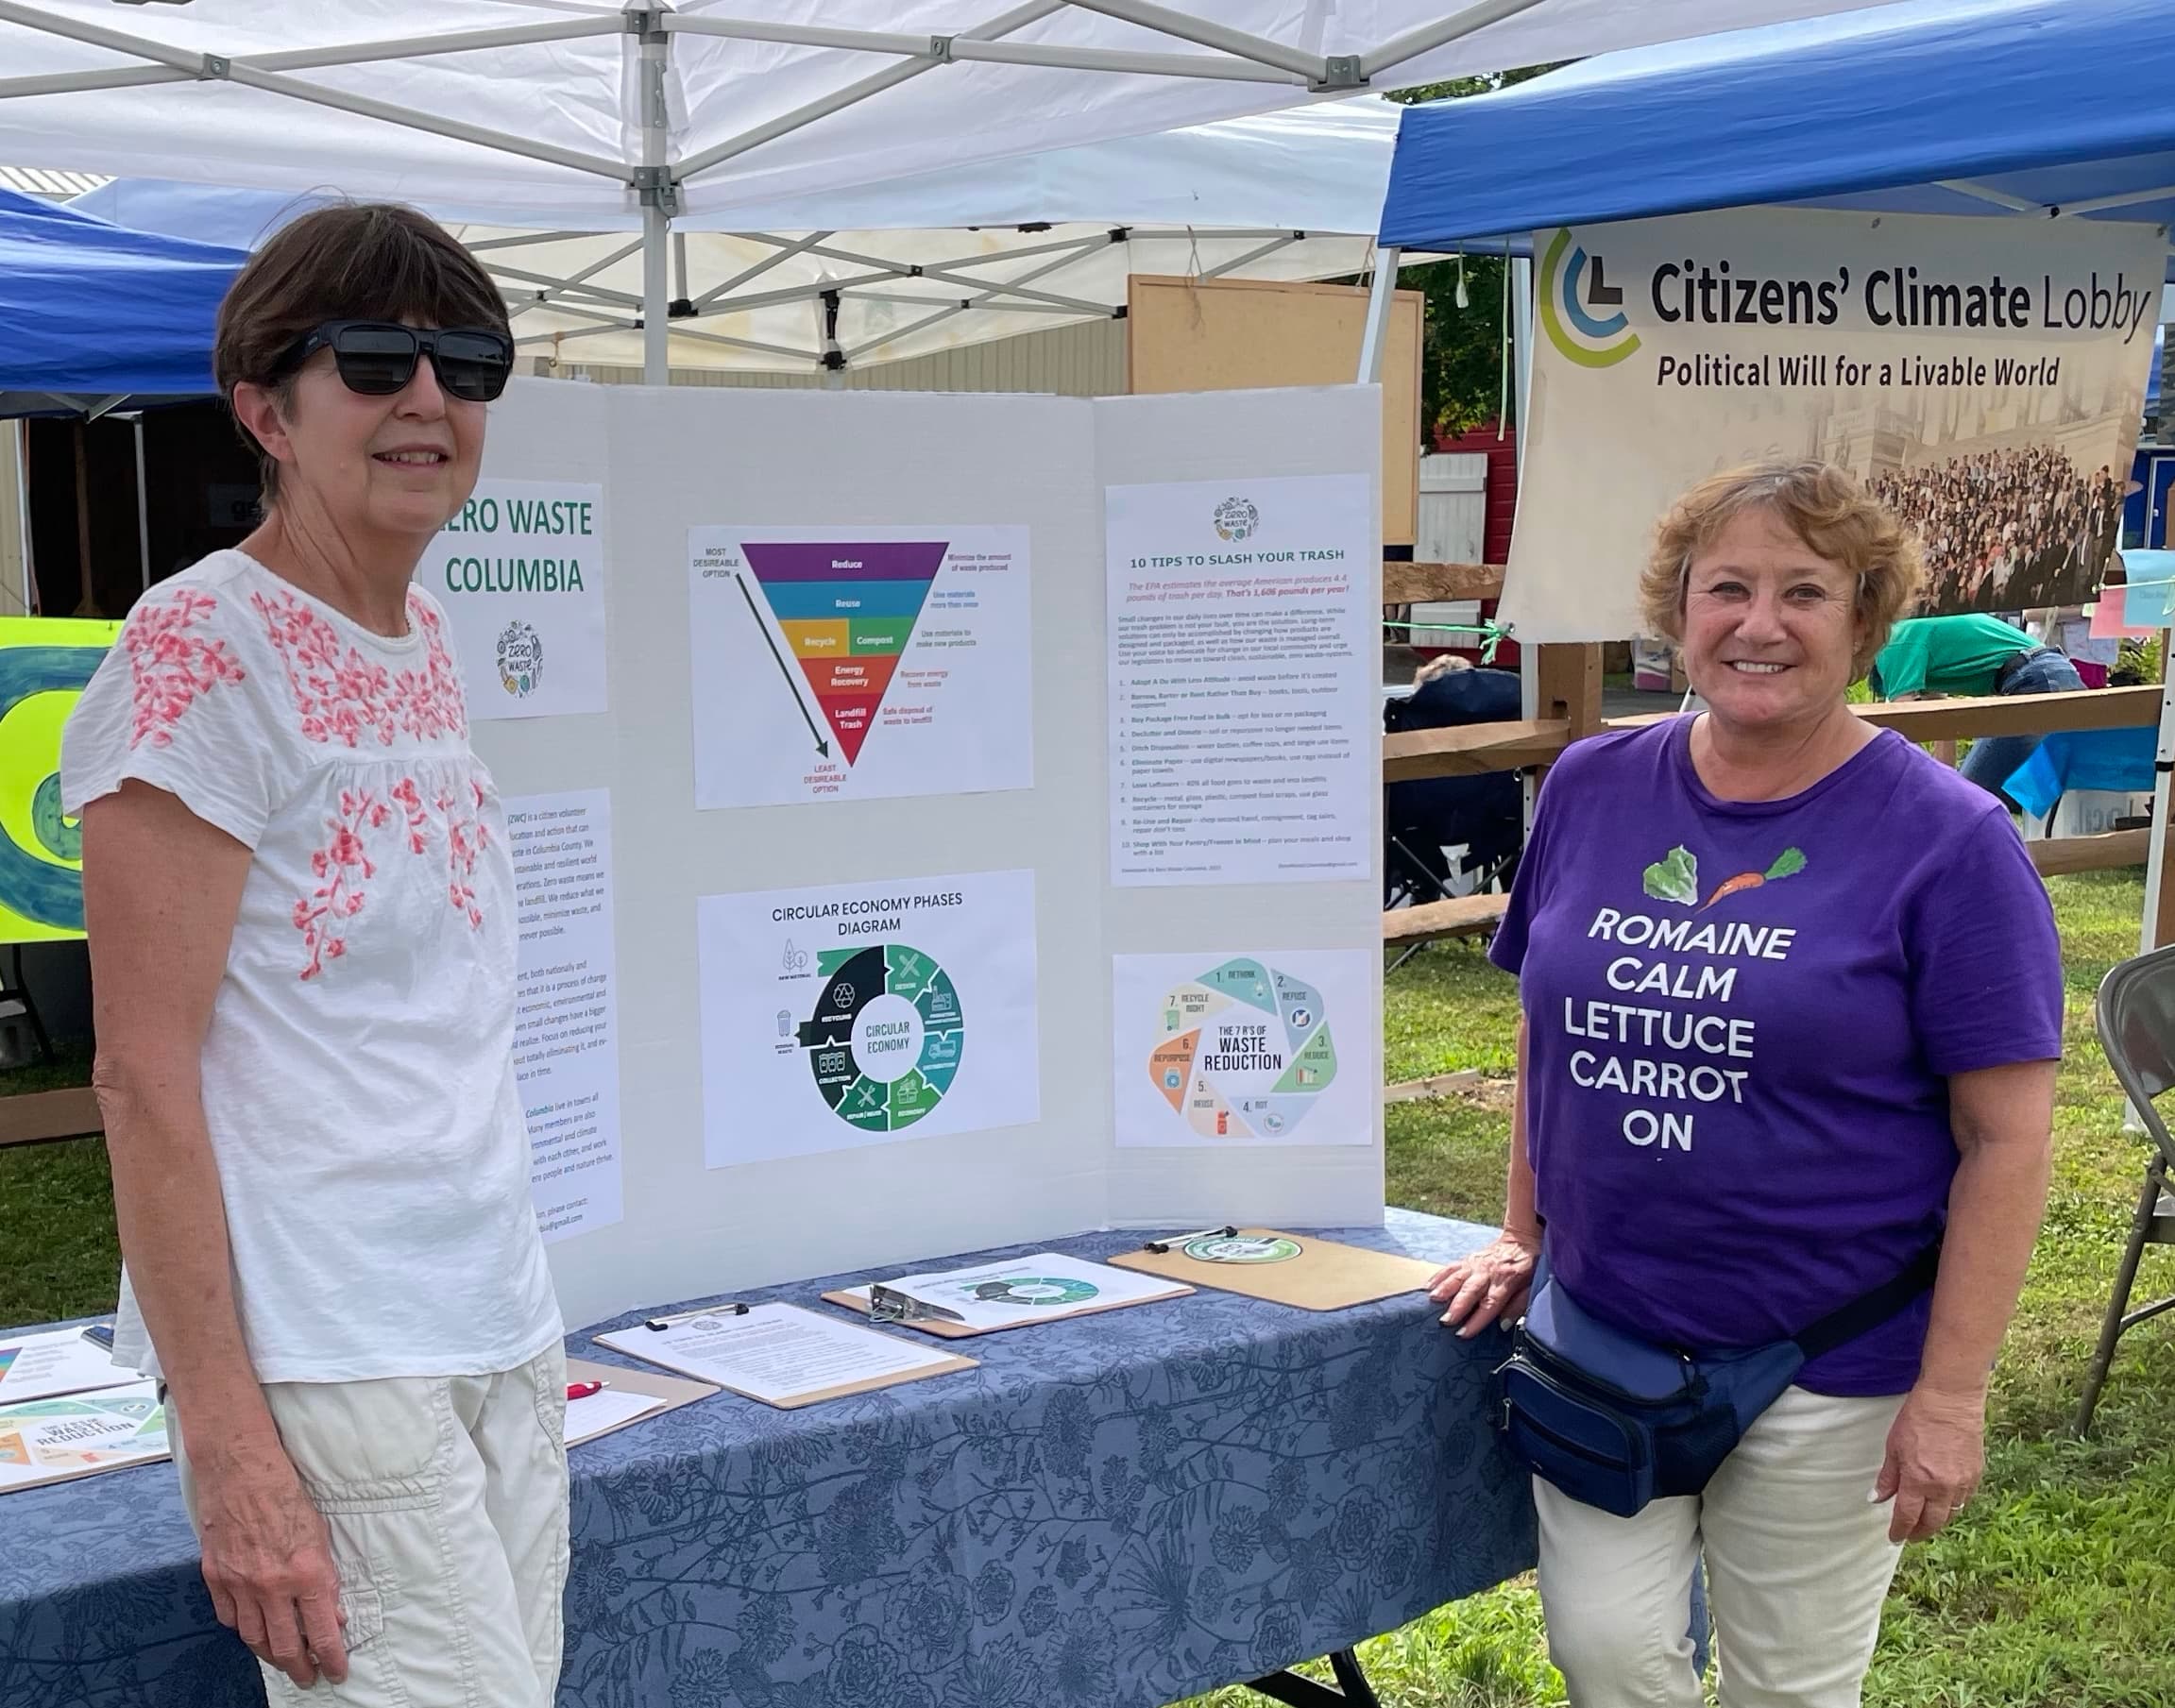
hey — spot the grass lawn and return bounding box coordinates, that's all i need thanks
[8,875,2173,1704]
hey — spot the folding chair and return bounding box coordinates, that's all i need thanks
[2073,942,2175,1435]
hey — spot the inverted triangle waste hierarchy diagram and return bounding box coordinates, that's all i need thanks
[739,541,944,765]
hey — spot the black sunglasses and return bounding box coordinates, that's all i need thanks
[273,320,514,402]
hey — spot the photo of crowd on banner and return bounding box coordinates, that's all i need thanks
[1868,445,2124,615]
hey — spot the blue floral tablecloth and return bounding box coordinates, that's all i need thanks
[0,1210,1536,1708]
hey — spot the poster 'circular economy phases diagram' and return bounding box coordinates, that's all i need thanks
[1148,957,1337,1140]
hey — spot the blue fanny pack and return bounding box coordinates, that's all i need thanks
[1496,1243,1941,1518]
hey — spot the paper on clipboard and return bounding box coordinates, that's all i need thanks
[824,1251,1193,1337]
[594,1305,974,1409]
[561,1357,718,1446]
[1108,1228,1441,1311]
[0,1381,168,1495]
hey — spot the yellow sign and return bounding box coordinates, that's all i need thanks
[0,617,121,944]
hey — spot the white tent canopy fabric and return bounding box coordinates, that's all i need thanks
[0,0,1913,377]
[72,99,1408,372]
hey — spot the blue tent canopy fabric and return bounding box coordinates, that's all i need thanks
[1380,0,2175,252]
[0,186,243,411]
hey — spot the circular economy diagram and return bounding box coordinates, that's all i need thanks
[969,1277,1099,1307]
[795,940,963,1132]
[1183,1234,1303,1264]
[1146,957,1337,1141]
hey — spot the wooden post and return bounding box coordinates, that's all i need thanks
[71,420,99,618]
[1534,643,1605,742]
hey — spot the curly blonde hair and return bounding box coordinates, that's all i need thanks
[1640,461,1924,678]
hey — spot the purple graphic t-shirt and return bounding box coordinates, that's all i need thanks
[1490,719,2062,1395]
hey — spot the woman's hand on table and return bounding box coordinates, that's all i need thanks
[1427,1231,1540,1337]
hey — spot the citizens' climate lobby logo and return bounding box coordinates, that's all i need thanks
[1539,226,1640,369]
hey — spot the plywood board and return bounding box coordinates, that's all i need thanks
[1107,1228,1438,1311]
[1126,274,1423,546]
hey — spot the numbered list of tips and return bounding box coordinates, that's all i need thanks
[1105,473,1376,886]
[509,787,624,1242]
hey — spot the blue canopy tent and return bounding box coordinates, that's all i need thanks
[1375,0,2175,251]
[0,185,242,418]
[0,188,244,607]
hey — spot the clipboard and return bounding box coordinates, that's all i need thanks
[595,1305,977,1409]
[1107,1228,1441,1311]
[563,1356,717,1446]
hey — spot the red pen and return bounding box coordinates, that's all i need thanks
[566,1380,606,1401]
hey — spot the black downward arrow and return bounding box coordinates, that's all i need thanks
[736,572,830,758]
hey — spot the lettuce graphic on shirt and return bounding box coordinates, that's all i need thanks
[1641,845,1700,906]
[1641,843,1808,910]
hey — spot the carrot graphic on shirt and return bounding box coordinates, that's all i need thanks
[1641,845,1807,909]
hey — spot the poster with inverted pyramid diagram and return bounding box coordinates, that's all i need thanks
[1113,949,1374,1148]
[687,524,1032,808]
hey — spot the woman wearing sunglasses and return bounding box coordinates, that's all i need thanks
[62,204,564,1706]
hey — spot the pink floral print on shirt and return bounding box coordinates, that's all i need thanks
[123,589,246,749]
[252,589,467,747]
[291,774,491,979]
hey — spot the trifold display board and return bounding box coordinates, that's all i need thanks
[467,379,1383,1330]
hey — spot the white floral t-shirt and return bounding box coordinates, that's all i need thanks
[62,550,561,1383]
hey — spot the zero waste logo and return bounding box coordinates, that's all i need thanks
[1213,497,1259,542]
[495,619,543,699]
[1539,226,1640,369]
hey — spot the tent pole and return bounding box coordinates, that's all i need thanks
[133,414,150,594]
[638,15,672,385]
[1357,247,1400,382]
[2142,633,2175,952]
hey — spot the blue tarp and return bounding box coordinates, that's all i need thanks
[1380,0,2175,251]
[0,187,244,410]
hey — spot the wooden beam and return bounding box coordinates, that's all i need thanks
[1383,892,1510,946]
[1603,685,2162,742]
[0,1086,102,1149]
[1383,718,1571,782]
[1385,1068,1485,1104]
[1384,561,1505,604]
[2028,829,2150,877]
[1535,644,1604,742]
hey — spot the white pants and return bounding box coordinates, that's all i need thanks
[172,1345,570,1707]
[1535,1385,1908,1708]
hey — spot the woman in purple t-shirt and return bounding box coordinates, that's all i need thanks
[1432,462,2061,1707]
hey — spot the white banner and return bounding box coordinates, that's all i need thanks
[431,480,607,719]
[1508,209,2164,639]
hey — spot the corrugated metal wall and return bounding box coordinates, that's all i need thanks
[553,316,1127,397]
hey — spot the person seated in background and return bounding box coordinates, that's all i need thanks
[1869,612,2085,808]
[1384,654,1523,905]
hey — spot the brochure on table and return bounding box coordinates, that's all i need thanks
[467,380,1384,1333]
[0,1326,134,1403]
[0,1381,167,1494]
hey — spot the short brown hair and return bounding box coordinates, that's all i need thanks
[1640,461,1923,678]
[214,203,510,501]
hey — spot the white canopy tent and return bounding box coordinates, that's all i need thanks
[72,99,1411,373]
[0,0,1911,380]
